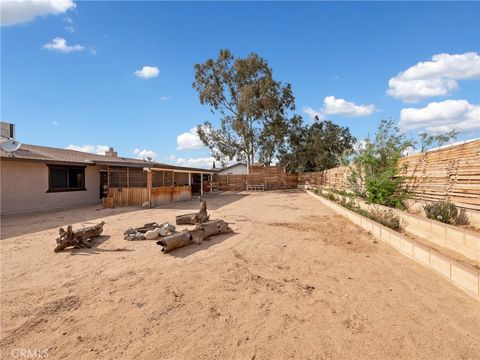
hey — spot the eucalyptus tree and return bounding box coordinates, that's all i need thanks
[193,49,295,170]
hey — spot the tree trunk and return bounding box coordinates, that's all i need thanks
[175,199,209,225]
[54,221,105,252]
[157,220,232,253]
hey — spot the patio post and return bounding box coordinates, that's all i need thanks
[146,170,152,207]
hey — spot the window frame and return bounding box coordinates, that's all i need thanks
[47,165,87,193]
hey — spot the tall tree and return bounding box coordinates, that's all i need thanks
[279,118,356,173]
[418,129,459,152]
[193,49,295,170]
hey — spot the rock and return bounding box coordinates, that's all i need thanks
[161,223,176,232]
[125,234,137,241]
[124,227,136,236]
[156,228,169,236]
[144,230,159,240]
[156,227,174,236]
[142,201,150,209]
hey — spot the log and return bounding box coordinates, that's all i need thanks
[157,220,232,253]
[54,221,105,252]
[175,199,209,225]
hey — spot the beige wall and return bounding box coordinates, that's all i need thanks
[1,160,101,215]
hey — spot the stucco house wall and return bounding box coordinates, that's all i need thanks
[217,163,248,175]
[1,160,101,215]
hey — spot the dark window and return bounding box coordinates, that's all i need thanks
[48,165,86,192]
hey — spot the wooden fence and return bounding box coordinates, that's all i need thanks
[398,139,480,210]
[296,139,480,211]
[298,166,350,190]
[107,140,479,212]
[107,186,191,207]
[217,165,298,191]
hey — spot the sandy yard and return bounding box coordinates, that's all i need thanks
[1,190,479,360]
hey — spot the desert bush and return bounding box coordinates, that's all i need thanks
[424,201,470,225]
[367,208,402,231]
[332,192,401,231]
[456,209,470,226]
[330,188,352,198]
[339,196,358,211]
[347,119,413,209]
[324,192,337,201]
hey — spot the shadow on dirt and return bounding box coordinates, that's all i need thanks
[160,231,238,258]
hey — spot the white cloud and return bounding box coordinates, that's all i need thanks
[134,66,159,79]
[1,0,76,26]
[175,156,215,169]
[160,96,171,101]
[133,148,157,160]
[302,106,323,121]
[387,52,480,103]
[323,96,375,117]
[177,128,205,150]
[42,37,84,53]
[52,121,59,126]
[63,16,74,32]
[400,99,480,133]
[66,144,109,155]
[165,154,177,161]
[303,96,375,120]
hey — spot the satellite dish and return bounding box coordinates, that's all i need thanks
[1,138,21,153]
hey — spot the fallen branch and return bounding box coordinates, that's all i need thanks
[157,220,232,253]
[176,199,209,225]
[54,221,105,252]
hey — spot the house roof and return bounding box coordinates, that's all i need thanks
[215,162,247,172]
[0,143,215,173]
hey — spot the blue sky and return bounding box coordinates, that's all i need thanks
[1,1,479,168]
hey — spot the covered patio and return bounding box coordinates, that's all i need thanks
[105,165,216,208]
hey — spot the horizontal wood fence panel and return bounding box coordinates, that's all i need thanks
[297,140,480,212]
[108,186,191,207]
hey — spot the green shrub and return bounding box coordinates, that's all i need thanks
[348,119,412,210]
[424,201,470,225]
[365,173,406,209]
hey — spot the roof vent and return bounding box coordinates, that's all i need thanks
[1,122,15,139]
[105,147,118,157]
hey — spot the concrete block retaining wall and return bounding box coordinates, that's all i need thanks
[307,190,480,301]
[319,189,480,263]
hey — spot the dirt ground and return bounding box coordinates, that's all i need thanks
[1,190,479,360]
